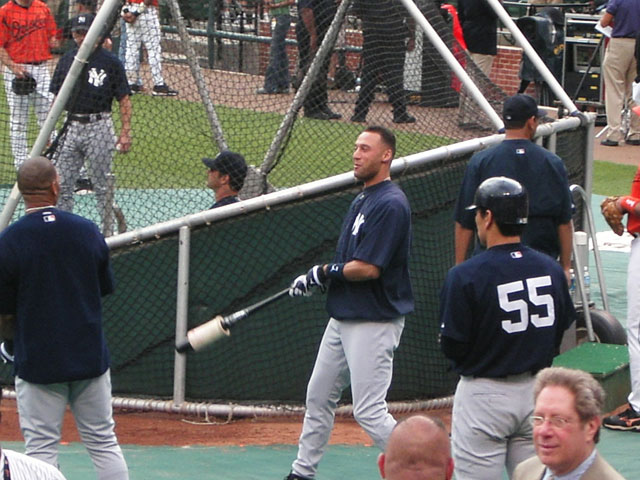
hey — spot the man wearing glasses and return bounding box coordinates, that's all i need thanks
[453,94,574,283]
[440,177,575,479]
[513,367,625,479]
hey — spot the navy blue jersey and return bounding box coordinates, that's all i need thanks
[454,139,573,259]
[210,196,239,209]
[439,243,575,377]
[0,209,112,384]
[50,47,130,114]
[326,180,414,320]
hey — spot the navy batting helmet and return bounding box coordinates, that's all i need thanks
[466,177,528,225]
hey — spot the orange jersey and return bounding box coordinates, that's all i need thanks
[0,0,57,64]
[128,0,159,6]
[627,164,640,234]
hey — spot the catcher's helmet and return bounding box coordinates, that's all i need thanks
[466,176,528,225]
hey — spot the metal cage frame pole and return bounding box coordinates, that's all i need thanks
[166,0,227,151]
[173,226,191,405]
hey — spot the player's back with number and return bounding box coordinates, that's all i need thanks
[441,244,573,378]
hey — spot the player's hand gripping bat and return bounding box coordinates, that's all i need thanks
[175,288,289,353]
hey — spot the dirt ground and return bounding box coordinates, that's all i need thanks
[0,397,451,447]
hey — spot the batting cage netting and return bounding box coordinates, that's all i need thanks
[0,0,593,407]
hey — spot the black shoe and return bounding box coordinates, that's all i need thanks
[320,107,342,120]
[129,84,143,94]
[626,138,640,146]
[152,84,178,96]
[256,87,273,94]
[283,473,312,480]
[600,138,619,147]
[304,110,339,120]
[603,405,640,431]
[350,112,367,123]
[393,113,416,124]
[74,177,93,192]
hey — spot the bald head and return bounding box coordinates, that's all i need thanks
[17,157,59,208]
[18,157,57,195]
[379,415,454,480]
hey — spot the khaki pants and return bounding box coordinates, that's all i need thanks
[603,37,640,142]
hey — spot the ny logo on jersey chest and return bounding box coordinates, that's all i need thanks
[88,68,107,87]
[352,213,365,236]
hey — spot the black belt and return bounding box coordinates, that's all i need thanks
[632,232,639,238]
[68,113,105,124]
[23,60,44,65]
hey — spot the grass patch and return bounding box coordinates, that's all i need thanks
[593,160,636,196]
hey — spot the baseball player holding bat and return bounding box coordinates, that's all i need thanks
[440,177,575,479]
[0,0,59,169]
[284,126,414,480]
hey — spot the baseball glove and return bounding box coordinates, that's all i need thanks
[12,73,36,96]
[601,196,625,236]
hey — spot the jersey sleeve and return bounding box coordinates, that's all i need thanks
[93,226,115,296]
[439,267,473,344]
[454,157,481,229]
[351,195,410,269]
[0,237,17,314]
[552,156,573,224]
[111,57,131,100]
[45,6,58,40]
[0,9,9,49]
[50,53,72,95]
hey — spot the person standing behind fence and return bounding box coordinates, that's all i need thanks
[456,0,498,128]
[257,0,294,94]
[0,156,129,479]
[454,94,574,281]
[599,0,640,147]
[50,13,131,234]
[121,0,178,96]
[296,0,341,120]
[0,0,59,169]
[284,126,413,480]
[202,151,248,209]
[350,0,415,125]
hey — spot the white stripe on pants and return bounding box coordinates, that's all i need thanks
[16,370,129,480]
[292,317,404,479]
[3,64,54,169]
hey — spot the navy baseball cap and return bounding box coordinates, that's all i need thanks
[503,94,545,122]
[71,13,95,32]
[202,151,248,191]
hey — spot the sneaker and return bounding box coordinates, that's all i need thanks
[129,84,143,94]
[74,177,93,192]
[283,473,311,480]
[626,138,640,146]
[393,113,416,124]
[600,138,619,147]
[0,341,14,364]
[152,84,178,96]
[603,405,640,431]
[320,107,342,120]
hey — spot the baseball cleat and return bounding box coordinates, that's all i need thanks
[283,473,312,480]
[152,84,178,96]
[603,405,640,431]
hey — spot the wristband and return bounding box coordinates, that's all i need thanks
[620,196,640,213]
[325,263,346,281]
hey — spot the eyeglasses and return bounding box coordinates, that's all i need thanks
[530,415,574,429]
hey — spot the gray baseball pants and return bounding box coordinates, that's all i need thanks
[16,369,129,480]
[291,317,404,479]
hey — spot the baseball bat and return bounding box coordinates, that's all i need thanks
[175,287,290,353]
